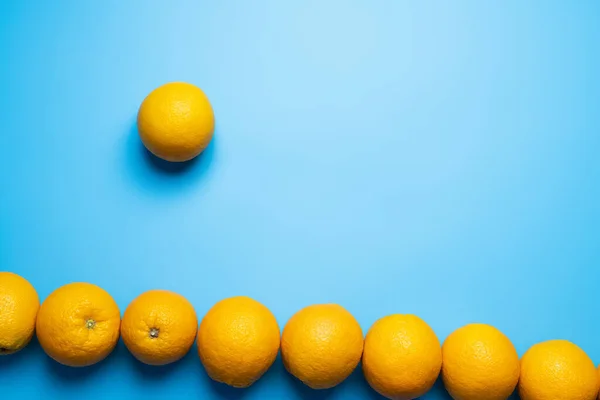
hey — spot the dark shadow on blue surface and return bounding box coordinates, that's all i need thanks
[199,366,250,399]
[143,145,200,174]
[206,379,250,400]
[43,339,122,383]
[422,376,520,400]
[123,121,216,195]
[508,388,521,400]
[283,361,333,400]
[0,335,40,371]
[284,362,385,400]
[124,339,189,381]
[200,352,288,399]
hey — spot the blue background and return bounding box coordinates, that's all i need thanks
[1,1,599,399]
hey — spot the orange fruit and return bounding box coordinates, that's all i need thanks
[121,290,197,366]
[598,365,600,399]
[281,304,363,389]
[0,272,39,355]
[363,314,442,399]
[597,365,600,400]
[442,323,519,400]
[36,282,120,367]
[197,296,280,388]
[137,82,215,162]
[519,340,598,400]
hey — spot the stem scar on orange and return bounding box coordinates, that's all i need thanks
[36,282,121,367]
[121,290,198,366]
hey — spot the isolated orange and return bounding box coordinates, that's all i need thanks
[137,82,215,162]
[36,282,120,367]
[0,272,39,355]
[519,340,598,400]
[281,304,364,389]
[197,296,280,388]
[121,290,197,366]
[442,323,519,400]
[363,314,441,399]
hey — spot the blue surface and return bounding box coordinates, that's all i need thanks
[1,1,599,399]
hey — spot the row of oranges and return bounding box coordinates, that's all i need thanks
[1,271,599,400]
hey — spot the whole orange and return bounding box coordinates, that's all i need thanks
[363,314,441,399]
[281,304,364,389]
[121,290,197,366]
[197,296,280,388]
[137,82,215,162]
[0,272,39,355]
[442,323,519,400]
[36,282,121,367]
[519,340,598,400]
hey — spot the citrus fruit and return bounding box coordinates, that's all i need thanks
[137,81,215,162]
[36,282,121,367]
[441,323,519,400]
[197,296,280,388]
[281,304,363,390]
[363,314,441,399]
[0,272,39,355]
[121,290,197,366]
[519,340,598,400]
[597,364,600,399]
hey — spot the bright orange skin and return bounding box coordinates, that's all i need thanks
[519,340,598,400]
[597,365,600,400]
[442,323,519,400]
[197,296,280,388]
[281,304,364,390]
[363,314,442,400]
[0,272,39,355]
[36,282,121,367]
[137,82,215,162]
[121,290,197,366]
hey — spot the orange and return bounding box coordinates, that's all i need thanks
[137,82,215,162]
[121,290,197,366]
[197,296,280,388]
[36,282,120,367]
[597,365,600,400]
[281,304,363,389]
[0,272,39,355]
[442,323,519,400]
[363,314,442,399]
[519,340,598,400]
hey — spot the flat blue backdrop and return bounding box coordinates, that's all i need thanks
[1,1,599,399]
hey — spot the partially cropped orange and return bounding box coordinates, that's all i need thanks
[363,314,441,399]
[36,282,120,367]
[198,296,280,388]
[519,340,598,400]
[281,304,364,390]
[137,82,215,162]
[121,290,197,366]
[0,272,39,355]
[597,364,600,400]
